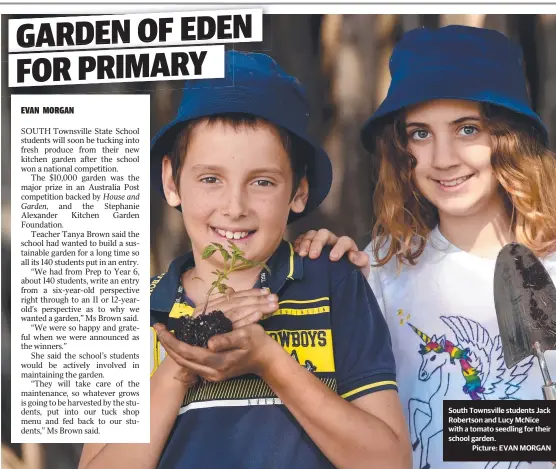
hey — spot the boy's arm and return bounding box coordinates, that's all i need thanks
[260,341,410,469]
[78,355,193,469]
[261,265,409,469]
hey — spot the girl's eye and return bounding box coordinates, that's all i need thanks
[200,177,219,184]
[253,180,274,187]
[411,129,430,141]
[459,125,478,136]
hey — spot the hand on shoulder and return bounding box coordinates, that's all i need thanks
[293,229,371,277]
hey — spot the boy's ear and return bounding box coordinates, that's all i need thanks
[290,176,309,214]
[161,156,182,208]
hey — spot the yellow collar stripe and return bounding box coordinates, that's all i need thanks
[287,242,295,280]
[279,297,329,305]
[340,381,398,399]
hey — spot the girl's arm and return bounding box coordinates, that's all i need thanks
[293,229,370,276]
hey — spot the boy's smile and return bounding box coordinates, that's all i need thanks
[212,227,255,242]
[162,118,308,275]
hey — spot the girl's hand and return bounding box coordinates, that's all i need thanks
[293,229,370,276]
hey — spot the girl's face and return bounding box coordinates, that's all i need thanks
[405,99,502,221]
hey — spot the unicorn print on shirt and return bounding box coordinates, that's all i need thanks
[401,314,534,469]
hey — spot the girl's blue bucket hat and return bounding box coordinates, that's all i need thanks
[360,25,548,150]
[151,50,332,224]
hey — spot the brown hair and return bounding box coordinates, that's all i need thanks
[167,113,307,199]
[370,103,556,267]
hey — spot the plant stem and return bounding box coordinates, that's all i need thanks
[199,241,270,315]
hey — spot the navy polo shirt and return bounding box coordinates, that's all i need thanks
[150,240,397,469]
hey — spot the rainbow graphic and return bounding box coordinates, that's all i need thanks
[408,323,485,400]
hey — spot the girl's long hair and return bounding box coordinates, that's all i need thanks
[370,103,556,267]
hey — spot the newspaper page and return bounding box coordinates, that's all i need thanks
[2,5,556,469]
[5,5,264,451]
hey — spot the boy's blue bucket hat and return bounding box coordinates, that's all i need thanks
[151,50,332,224]
[360,25,548,150]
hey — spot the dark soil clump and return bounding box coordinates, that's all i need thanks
[176,311,233,348]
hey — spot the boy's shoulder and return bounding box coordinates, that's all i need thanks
[150,271,167,289]
[300,245,362,288]
[150,251,194,305]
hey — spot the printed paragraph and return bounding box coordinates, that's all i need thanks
[12,94,150,443]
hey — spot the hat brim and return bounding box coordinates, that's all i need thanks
[151,87,332,224]
[360,78,548,151]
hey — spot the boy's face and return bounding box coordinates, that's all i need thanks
[162,120,309,267]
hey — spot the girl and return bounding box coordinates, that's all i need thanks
[295,25,556,469]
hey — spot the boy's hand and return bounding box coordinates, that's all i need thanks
[167,355,199,387]
[153,323,280,382]
[195,287,279,328]
[293,229,370,276]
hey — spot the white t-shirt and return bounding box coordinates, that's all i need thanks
[364,226,556,469]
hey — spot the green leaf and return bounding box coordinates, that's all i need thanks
[204,240,272,301]
[237,256,255,267]
[218,248,231,262]
[202,245,217,259]
[228,241,245,256]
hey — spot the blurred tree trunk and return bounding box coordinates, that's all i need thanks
[319,15,399,247]
[439,14,485,27]
[537,15,556,149]
[401,14,421,32]
[149,82,194,275]
[484,14,510,36]
[264,15,330,240]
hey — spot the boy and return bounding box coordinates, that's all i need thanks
[78,51,410,469]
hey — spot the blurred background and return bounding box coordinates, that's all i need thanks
[2,12,556,469]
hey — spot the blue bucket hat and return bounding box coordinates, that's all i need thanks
[360,25,548,150]
[151,50,332,224]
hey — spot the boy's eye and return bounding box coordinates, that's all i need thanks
[253,180,274,187]
[458,125,479,136]
[410,129,430,141]
[200,177,219,184]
